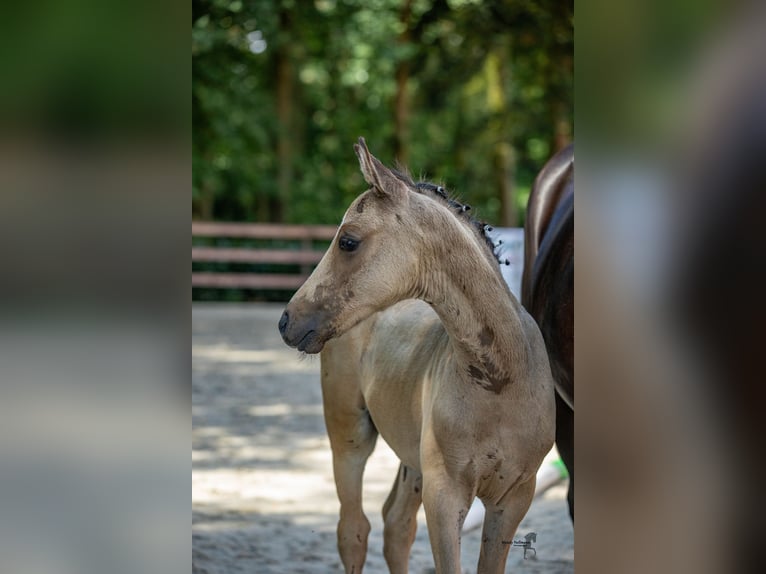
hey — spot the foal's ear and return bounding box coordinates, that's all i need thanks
[354,137,406,200]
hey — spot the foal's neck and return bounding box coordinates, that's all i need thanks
[417,208,529,392]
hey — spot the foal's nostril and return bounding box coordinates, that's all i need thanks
[278,310,289,336]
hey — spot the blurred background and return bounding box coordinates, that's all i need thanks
[1,0,765,572]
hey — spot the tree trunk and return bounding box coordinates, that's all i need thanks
[198,182,214,220]
[546,1,573,155]
[487,39,516,227]
[495,142,515,227]
[393,0,413,164]
[554,104,572,151]
[554,54,573,151]
[274,8,294,223]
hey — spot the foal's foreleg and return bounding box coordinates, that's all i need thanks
[324,401,378,573]
[421,470,473,574]
[322,338,379,573]
[382,463,422,573]
[477,476,536,574]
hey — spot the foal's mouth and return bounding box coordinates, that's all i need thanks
[295,330,324,354]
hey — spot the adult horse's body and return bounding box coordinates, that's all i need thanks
[521,143,574,519]
[279,138,555,573]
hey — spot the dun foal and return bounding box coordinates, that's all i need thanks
[279,138,555,573]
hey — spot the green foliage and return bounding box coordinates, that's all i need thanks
[192,0,572,226]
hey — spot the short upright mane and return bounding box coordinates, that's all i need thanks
[389,167,509,266]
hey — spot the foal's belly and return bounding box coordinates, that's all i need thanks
[364,384,423,470]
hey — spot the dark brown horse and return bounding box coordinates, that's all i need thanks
[521,143,574,520]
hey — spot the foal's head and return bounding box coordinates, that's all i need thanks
[279,137,500,353]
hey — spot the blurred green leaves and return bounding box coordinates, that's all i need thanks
[192,0,572,225]
[0,0,188,139]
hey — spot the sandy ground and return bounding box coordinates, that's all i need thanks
[192,303,574,573]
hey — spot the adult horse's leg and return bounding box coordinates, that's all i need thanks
[555,392,574,520]
[382,463,422,573]
[477,476,536,574]
[321,340,379,573]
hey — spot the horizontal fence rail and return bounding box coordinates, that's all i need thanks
[192,222,337,240]
[191,247,325,265]
[192,222,337,292]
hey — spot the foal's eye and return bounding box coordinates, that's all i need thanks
[338,235,360,252]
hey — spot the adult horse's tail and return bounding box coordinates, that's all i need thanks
[522,144,574,520]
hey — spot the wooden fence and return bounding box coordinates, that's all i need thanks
[192,222,337,291]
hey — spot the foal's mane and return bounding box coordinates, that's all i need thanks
[389,167,509,267]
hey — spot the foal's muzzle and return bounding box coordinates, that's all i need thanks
[278,308,327,354]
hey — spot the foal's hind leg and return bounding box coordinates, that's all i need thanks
[382,463,422,573]
[321,344,378,573]
[477,476,536,574]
